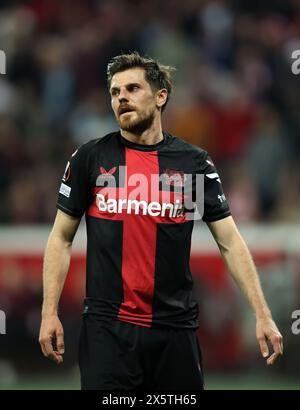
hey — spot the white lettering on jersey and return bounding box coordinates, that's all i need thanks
[96,194,184,218]
[218,194,226,203]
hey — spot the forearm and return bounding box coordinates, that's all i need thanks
[208,217,282,363]
[219,232,271,319]
[42,233,72,316]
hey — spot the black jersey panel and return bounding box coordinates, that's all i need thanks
[151,221,199,328]
[85,215,124,306]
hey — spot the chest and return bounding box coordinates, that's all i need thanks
[87,148,198,222]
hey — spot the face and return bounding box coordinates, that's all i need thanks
[110,68,166,133]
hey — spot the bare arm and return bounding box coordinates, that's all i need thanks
[207,216,283,365]
[39,209,80,364]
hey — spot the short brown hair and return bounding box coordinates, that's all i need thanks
[107,51,175,111]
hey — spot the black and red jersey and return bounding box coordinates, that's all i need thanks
[57,132,231,329]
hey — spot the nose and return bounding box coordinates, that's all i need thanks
[118,87,129,103]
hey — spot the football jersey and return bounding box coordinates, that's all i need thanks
[57,131,231,328]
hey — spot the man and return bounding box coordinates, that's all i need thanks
[39,52,283,390]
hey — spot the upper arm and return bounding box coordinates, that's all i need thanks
[50,209,81,244]
[199,152,231,223]
[207,216,242,252]
[56,144,93,218]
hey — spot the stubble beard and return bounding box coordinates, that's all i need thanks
[118,109,156,135]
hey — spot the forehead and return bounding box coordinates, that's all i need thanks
[110,68,149,89]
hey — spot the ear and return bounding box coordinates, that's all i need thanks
[156,89,168,110]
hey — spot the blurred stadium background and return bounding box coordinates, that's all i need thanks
[0,0,300,390]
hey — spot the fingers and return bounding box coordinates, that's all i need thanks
[43,339,63,364]
[56,330,65,355]
[267,333,283,365]
[257,335,269,359]
[271,333,283,355]
[257,332,283,365]
[256,317,283,365]
[267,351,280,366]
[39,336,64,365]
[39,317,65,365]
[40,341,48,358]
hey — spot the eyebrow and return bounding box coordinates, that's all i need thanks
[110,82,141,93]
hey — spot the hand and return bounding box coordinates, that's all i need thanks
[256,316,283,365]
[39,314,65,365]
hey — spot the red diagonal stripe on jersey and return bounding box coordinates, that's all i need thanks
[118,148,157,326]
[86,150,190,327]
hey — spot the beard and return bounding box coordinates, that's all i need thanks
[117,108,156,134]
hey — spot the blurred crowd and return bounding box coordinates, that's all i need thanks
[0,0,300,224]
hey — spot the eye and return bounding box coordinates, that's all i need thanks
[128,85,139,92]
[111,89,119,97]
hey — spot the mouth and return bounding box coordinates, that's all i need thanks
[119,107,135,116]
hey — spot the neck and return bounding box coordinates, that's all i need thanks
[120,115,164,145]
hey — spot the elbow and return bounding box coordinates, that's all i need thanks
[48,231,73,250]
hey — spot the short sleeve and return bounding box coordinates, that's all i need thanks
[56,146,92,218]
[200,152,231,222]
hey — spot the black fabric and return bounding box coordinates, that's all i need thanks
[85,216,124,303]
[152,222,199,328]
[199,151,232,222]
[79,315,204,391]
[56,131,231,329]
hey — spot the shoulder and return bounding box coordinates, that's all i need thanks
[166,133,209,169]
[74,132,119,158]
